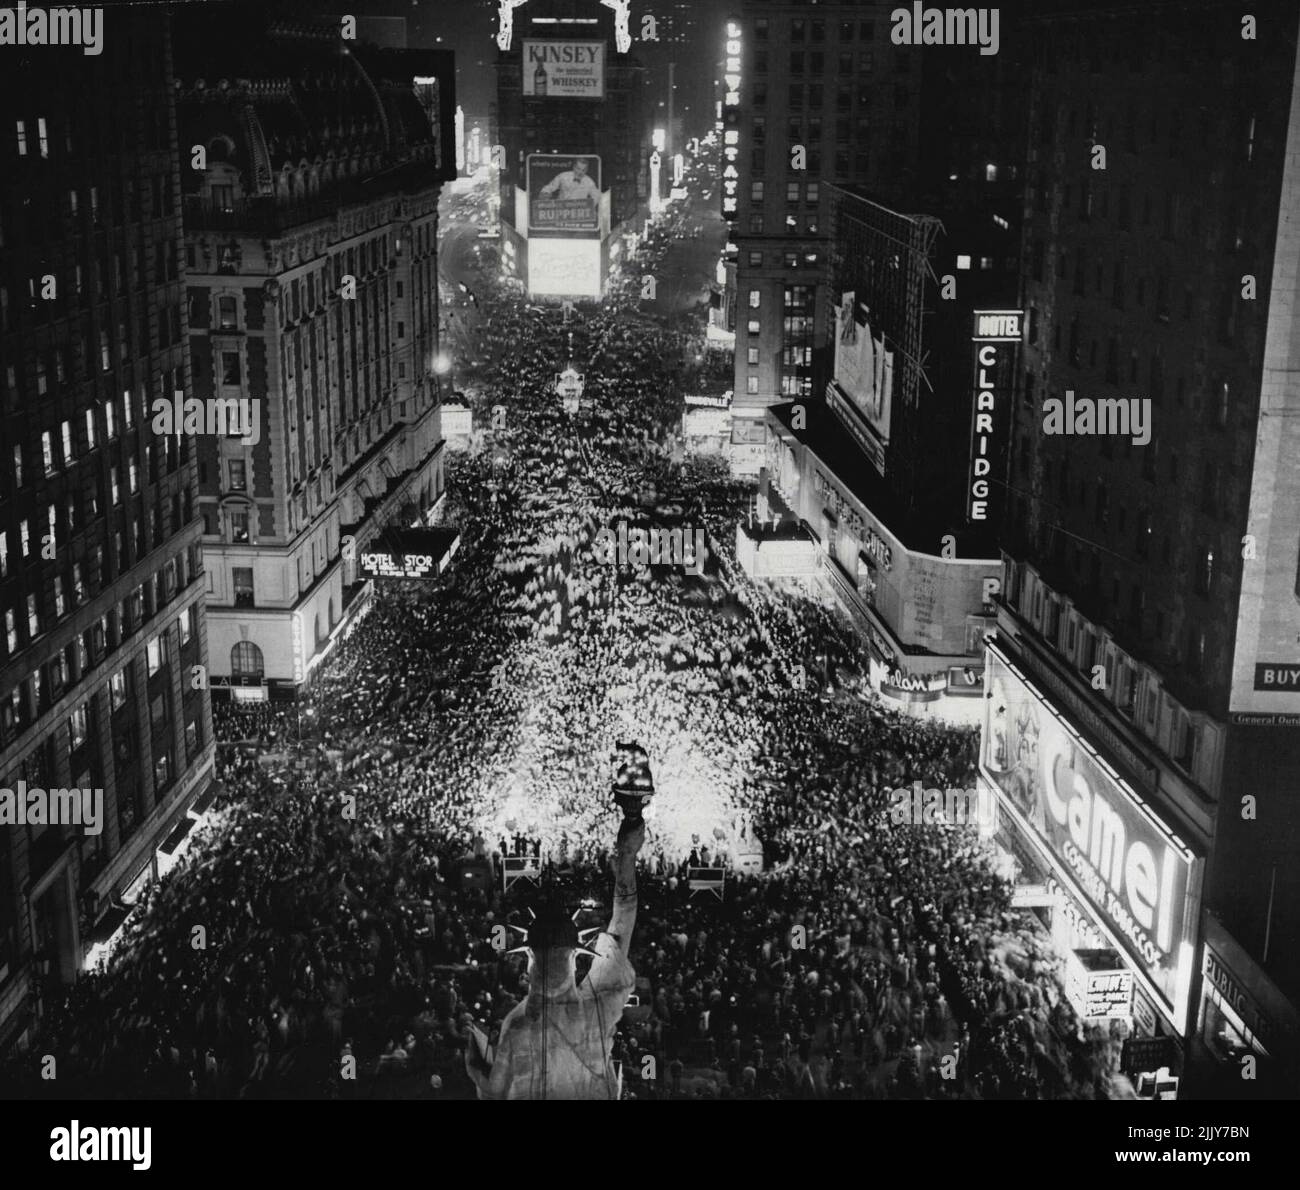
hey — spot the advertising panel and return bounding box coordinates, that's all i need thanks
[527,154,602,238]
[833,291,893,446]
[522,40,605,99]
[527,237,603,298]
[981,647,1198,1021]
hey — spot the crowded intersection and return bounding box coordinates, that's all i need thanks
[0,187,1120,1103]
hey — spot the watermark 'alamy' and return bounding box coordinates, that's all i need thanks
[594,521,707,576]
[0,4,104,56]
[1042,390,1151,446]
[151,391,261,445]
[891,5,999,56]
[0,781,103,835]
[887,782,994,828]
[50,1121,151,1171]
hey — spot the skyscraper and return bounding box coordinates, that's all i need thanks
[0,3,213,1050]
[984,0,1300,1093]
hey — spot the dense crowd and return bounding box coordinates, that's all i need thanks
[0,182,1121,1100]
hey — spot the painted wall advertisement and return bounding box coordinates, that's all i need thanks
[527,154,602,237]
[981,647,1199,1023]
[522,40,605,99]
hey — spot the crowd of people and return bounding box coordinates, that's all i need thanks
[0,183,1122,1101]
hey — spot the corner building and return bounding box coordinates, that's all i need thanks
[175,11,458,697]
[0,4,213,1052]
[985,0,1300,1094]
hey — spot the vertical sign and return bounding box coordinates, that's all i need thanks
[721,18,742,221]
[967,310,1022,524]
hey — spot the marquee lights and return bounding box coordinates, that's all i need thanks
[721,18,742,221]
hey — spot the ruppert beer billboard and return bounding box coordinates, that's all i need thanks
[527,154,602,237]
[981,647,1199,1024]
[522,40,605,99]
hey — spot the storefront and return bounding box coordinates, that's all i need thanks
[979,643,1202,1059]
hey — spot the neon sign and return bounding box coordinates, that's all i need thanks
[721,18,741,221]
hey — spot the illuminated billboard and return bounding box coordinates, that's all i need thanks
[522,40,605,99]
[359,529,460,580]
[527,154,602,237]
[981,646,1199,1023]
[528,237,603,298]
[832,291,893,456]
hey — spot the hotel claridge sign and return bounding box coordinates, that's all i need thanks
[0,0,1295,1133]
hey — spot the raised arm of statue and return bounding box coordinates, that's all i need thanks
[606,817,644,952]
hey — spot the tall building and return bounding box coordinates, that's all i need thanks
[724,1,1027,474]
[0,4,214,1052]
[495,0,650,298]
[175,11,458,698]
[983,0,1300,1095]
[757,182,1016,722]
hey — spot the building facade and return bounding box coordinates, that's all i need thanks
[985,0,1300,1094]
[176,13,458,697]
[495,0,651,298]
[724,0,1027,475]
[0,5,213,1052]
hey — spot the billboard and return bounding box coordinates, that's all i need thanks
[522,40,605,99]
[528,237,602,298]
[527,154,602,237]
[833,290,893,447]
[981,647,1198,1022]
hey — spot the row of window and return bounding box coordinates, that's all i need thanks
[1013,564,1203,775]
[747,81,908,114]
[1,559,200,758]
[753,17,880,44]
[754,50,881,75]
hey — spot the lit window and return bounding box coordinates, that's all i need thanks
[111,466,121,505]
[4,609,15,653]
[110,669,128,710]
[956,255,971,270]
[123,389,133,427]
[749,289,761,308]
[147,635,163,675]
[37,116,48,158]
[54,576,65,618]
[27,593,40,637]
[179,605,192,646]
[42,431,55,473]
[20,519,30,556]
[747,319,760,335]
[129,460,138,493]
[61,419,73,460]
[985,163,998,181]
[69,704,89,749]
[85,409,96,449]
[0,531,6,577]
[747,347,759,365]
[15,119,27,156]
[105,401,115,439]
